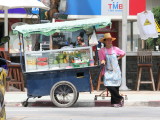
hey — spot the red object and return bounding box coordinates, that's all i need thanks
[55,19,64,22]
[129,0,146,15]
[92,46,96,51]
[0,48,5,51]
[37,57,48,61]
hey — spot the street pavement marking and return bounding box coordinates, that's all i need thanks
[7,117,27,120]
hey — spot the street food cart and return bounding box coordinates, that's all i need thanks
[14,17,111,107]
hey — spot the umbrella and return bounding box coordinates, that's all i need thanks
[0,0,49,36]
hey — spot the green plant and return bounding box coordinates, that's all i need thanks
[146,38,154,49]
[152,7,160,23]
[156,37,160,45]
[146,36,160,50]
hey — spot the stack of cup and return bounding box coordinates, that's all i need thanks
[89,59,94,66]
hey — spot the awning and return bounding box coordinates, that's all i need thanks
[0,0,49,36]
[0,0,49,10]
[14,17,111,36]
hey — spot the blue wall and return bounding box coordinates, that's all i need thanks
[65,0,101,15]
[0,8,26,14]
[0,0,101,15]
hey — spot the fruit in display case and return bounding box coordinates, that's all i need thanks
[26,56,37,71]
[75,52,81,58]
[26,57,36,65]
[58,53,64,59]
[37,57,48,61]
[63,59,67,63]
[63,52,67,57]
[59,59,64,64]
[53,60,59,64]
[69,55,74,63]
[64,53,69,63]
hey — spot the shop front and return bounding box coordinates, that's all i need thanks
[63,0,160,90]
[126,0,160,90]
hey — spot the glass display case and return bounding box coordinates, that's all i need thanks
[24,46,93,72]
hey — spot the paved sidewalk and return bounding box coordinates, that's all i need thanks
[4,87,160,107]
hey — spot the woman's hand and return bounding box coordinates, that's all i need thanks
[117,55,125,60]
[101,60,106,65]
[117,57,121,60]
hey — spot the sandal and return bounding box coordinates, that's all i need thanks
[120,97,124,107]
[111,104,121,108]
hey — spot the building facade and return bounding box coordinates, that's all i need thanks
[64,0,160,90]
[0,0,160,90]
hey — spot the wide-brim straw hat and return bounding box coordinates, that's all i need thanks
[99,33,116,43]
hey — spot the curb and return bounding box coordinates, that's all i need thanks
[5,100,160,107]
[5,91,160,107]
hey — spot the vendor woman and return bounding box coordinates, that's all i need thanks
[98,33,125,107]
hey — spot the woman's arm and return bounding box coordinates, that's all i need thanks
[98,48,106,64]
[117,54,125,60]
[114,46,125,60]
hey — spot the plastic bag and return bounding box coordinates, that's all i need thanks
[89,30,98,46]
[58,0,67,12]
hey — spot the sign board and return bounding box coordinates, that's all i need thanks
[155,21,160,33]
[101,0,123,15]
[31,0,40,14]
[129,0,146,15]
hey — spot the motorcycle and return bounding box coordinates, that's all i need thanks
[0,36,10,120]
[0,67,7,120]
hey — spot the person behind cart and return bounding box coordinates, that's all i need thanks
[76,36,86,47]
[76,31,87,47]
[98,33,125,107]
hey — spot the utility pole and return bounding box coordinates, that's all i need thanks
[120,0,129,90]
[4,8,8,51]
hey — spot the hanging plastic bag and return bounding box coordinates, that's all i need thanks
[41,0,50,7]
[58,0,67,13]
[89,30,98,46]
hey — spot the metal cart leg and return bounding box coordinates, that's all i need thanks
[22,97,30,107]
[94,88,109,100]
[94,89,128,101]
[120,94,128,100]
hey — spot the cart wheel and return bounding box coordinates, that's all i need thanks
[50,81,78,108]
[22,101,28,107]
[74,92,79,104]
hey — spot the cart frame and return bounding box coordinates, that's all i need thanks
[14,17,111,107]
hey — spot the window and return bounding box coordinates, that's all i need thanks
[127,21,141,52]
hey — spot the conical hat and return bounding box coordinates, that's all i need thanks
[99,33,116,43]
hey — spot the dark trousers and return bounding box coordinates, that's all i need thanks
[106,86,123,104]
